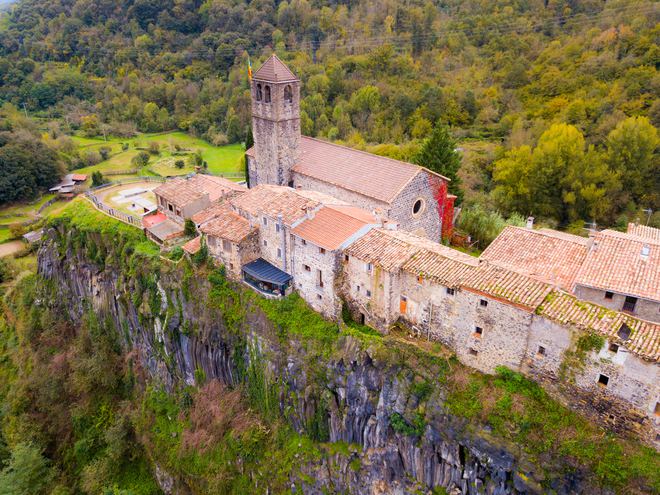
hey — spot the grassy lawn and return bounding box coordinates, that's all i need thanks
[0,226,12,244]
[75,149,142,176]
[0,194,56,226]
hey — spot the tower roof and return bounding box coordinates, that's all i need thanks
[253,54,299,83]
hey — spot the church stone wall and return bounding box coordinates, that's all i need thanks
[388,171,443,241]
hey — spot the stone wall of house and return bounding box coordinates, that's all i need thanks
[158,194,210,225]
[250,79,301,187]
[207,231,260,281]
[574,285,660,323]
[340,256,395,329]
[291,236,341,319]
[388,171,443,241]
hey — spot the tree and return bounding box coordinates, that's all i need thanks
[184,219,196,236]
[174,159,185,169]
[414,123,463,203]
[0,443,54,495]
[606,116,659,209]
[91,171,107,187]
[131,151,150,168]
[493,123,619,223]
[98,146,111,160]
[81,114,100,137]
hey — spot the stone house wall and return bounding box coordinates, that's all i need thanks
[387,171,443,241]
[291,236,341,319]
[574,284,660,324]
[157,193,210,225]
[206,230,260,280]
[340,256,396,329]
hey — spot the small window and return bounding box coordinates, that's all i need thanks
[256,83,263,101]
[480,299,488,307]
[317,294,322,300]
[537,345,546,357]
[360,313,366,325]
[319,247,326,254]
[175,209,181,217]
[301,239,306,245]
[222,239,231,252]
[412,198,425,216]
[446,287,455,296]
[277,248,282,258]
[597,374,609,387]
[168,204,173,212]
[474,326,483,338]
[356,285,360,292]
[654,402,660,417]
[229,263,234,270]
[622,296,637,313]
[344,254,349,262]
[469,348,478,356]
[263,240,268,247]
[264,85,271,103]
[262,217,268,226]
[366,262,372,272]
[284,85,293,103]
[366,289,372,297]
[617,323,631,341]
[608,342,619,354]
[417,274,423,283]
[303,264,311,272]
[605,291,614,300]
[276,223,280,233]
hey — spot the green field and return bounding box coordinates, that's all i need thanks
[71,132,245,177]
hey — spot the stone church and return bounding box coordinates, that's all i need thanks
[245,55,455,241]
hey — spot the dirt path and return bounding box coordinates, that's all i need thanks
[0,241,24,258]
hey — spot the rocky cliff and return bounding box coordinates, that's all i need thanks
[35,217,637,495]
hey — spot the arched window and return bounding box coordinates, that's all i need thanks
[284,85,293,104]
[256,84,262,102]
[264,85,271,103]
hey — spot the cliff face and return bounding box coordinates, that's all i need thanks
[37,229,605,495]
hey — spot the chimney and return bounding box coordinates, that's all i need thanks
[526,216,534,229]
[383,220,398,231]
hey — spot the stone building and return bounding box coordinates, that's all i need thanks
[291,204,379,317]
[153,174,245,225]
[573,229,660,323]
[199,204,260,280]
[246,55,454,241]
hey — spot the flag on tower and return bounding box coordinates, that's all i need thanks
[247,55,253,81]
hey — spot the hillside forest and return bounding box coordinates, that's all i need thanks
[0,0,658,234]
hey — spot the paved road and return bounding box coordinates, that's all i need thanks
[0,241,24,258]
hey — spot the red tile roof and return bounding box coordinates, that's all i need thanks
[480,226,589,291]
[199,205,255,243]
[230,184,321,226]
[154,175,245,207]
[182,236,201,255]
[292,137,447,204]
[539,291,659,361]
[253,54,299,82]
[291,205,377,251]
[574,230,660,302]
[71,174,87,182]
[345,229,422,271]
[191,201,230,226]
[627,223,660,243]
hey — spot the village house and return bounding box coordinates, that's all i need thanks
[245,55,455,241]
[572,228,660,323]
[291,204,380,317]
[199,203,260,280]
[49,173,87,198]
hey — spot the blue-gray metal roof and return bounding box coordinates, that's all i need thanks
[243,258,292,285]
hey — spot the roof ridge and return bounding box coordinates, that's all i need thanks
[505,225,589,245]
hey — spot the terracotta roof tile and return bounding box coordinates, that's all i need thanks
[461,263,552,310]
[182,236,201,255]
[230,184,321,226]
[574,230,660,301]
[148,219,184,242]
[191,201,231,225]
[403,249,476,287]
[292,137,436,204]
[253,54,299,82]
[480,226,589,291]
[538,290,660,361]
[199,206,255,243]
[627,223,660,243]
[292,205,377,251]
[154,175,245,207]
[345,229,421,271]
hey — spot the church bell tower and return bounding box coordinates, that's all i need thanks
[248,54,301,187]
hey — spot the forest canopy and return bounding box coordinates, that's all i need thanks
[0,0,657,225]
